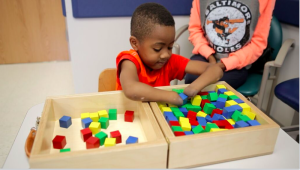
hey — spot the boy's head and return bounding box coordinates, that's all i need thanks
[130,3,175,70]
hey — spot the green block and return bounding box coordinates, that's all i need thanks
[192,125,204,134]
[187,105,202,112]
[204,123,219,132]
[208,92,218,102]
[98,117,109,129]
[181,102,193,108]
[171,126,183,132]
[170,107,180,112]
[228,95,239,100]
[239,115,251,122]
[201,95,208,99]
[108,109,117,120]
[173,111,185,119]
[232,110,242,121]
[95,131,108,146]
[203,103,216,115]
[60,148,71,153]
[218,94,228,100]
[172,89,184,94]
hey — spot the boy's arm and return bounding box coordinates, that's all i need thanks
[120,60,183,105]
[184,60,224,97]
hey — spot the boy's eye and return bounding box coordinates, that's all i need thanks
[153,48,161,52]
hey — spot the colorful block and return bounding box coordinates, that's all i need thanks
[187,111,197,120]
[80,128,92,142]
[98,110,109,118]
[86,137,100,149]
[201,99,210,108]
[192,125,204,134]
[60,148,71,153]
[126,136,138,144]
[191,95,202,106]
[179,93,188,105]
[181,122,192,131]
[242,110,256,120]
[205,123,219,132]
[81,112,90,119]
[205,115,213,122]
[197,116,207,126]
[174,131,185,136]
[239,114,251,122]
[52,135,66,149]
[227,119,235,125]
[201,95,208,99]
[90,112,99,122]
[198,91,209,96]
[203,103,216,115]
[98,117,109,129]
[108,109,117,120]
[59,116,72,128]
[104,138,116,147]
[110,130,122,144]
[173,111,185,119]
[234,98,244,104]
[217,88,228,95]
[208,92,218,102]
[197,111,207,117]
[168,104,178,108]
[239,103,251,112]
[222,106,237,119]
[211,108,223,117]
[225,100,238,107]
[211,114,222,121]
[161,107,172,113]
[247,120,261,126]
[167,115,178,122]
[95,131,108,146]
[169,121,180,126]
[184,131,194,135]
[215,84,227,92]
[89,122,101,135]
[210,128,228,132]
[235,120,249,128]
[224,91,235,96]
[171,126,183,132]
[232,110,242,122]
[218,93,228,99]
[179,117,189,124]
[164,111,174,119]
[170,107,180,112]
[228,95,239,100]
[81,117,93,129]
[179,108,188,117]
[124,110,134,122]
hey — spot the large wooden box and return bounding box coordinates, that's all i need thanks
[150,82,280,169]
[29,91,168,168]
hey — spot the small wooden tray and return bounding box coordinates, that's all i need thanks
[29,91,168,168]
[150,81,280,168]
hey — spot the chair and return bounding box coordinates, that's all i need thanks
[173,16,295,113]
[98,68,117,92]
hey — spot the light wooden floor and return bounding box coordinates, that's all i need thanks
[0,61,74,168]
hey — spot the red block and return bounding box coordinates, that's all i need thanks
[198,92,209,96]
[187,111,197,120]
[52,135,66,149]
[211,109,223,117]
[169,121,180,126]
[124,110,134,122]
[201,99,211,108]
[86,136,100,149]
[212,120,234,129]
[174,131,185,136]
[110,130,122,144]
[189,119,199,126]
[80,128,92,142]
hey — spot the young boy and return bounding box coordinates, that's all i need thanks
[116,3,224,105]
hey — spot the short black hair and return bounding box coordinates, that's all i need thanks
[131,3,175,41]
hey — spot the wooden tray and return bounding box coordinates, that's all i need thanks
[29,91,168,168]
[150,81,280,169]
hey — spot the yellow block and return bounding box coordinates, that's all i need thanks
[168,104,178,108]
[104,138,116,147]
[158,102,167,109]
[215,85,227,92]
[242,110,256,120]
[227,119,235,125]
[197,111,207,117]
[179,117,189,125]
[98,110,109,118]
[89,122,101,135]
[181,122,192,131]
[90,112,99,122]
[239,103,251,112]
[191,95,202,106]
[81,112,90,119]
[161,107,172,113]
[211,128,228,132]
[224,91,235,96]
[225,100,238,107]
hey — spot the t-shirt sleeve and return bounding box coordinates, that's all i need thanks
[169,54,189,80]
[116,54,140,79]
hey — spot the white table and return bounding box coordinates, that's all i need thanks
[3,103,300,169]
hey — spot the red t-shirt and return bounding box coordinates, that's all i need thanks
[116,49,189,90]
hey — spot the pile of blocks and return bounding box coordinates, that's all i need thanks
[52,109,139,152]
[159,85,261,136]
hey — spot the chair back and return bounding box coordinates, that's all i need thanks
[268,16,283,60]
[98,68,117,92]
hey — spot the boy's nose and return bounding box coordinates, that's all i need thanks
[160,51,171,59]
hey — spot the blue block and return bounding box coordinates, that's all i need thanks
[235,121,249,128]
[184,131,194,135]
[234,98,244,104]
[59,116,72,128]
[211,114,222,121]
[211,101,217,107]
[179,93,188,105]
[167,115,178,122]
[126,136,138,144]
[216,97,226,109]
[222,106,237,119]
[219,115,226,120]
[217,88,228,95]
[179,108,188,117]
[247,120,261,126]
[81,117,92,129]
[205,115,213,122]
[164,111,174,119]
[191,125,196,129]
[197,117,207,126]
[232,105,243,112]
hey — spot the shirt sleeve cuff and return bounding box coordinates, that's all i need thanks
[199,46,215,59]
[221,57,240,71]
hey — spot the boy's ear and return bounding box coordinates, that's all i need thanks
[129,36,139,51]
